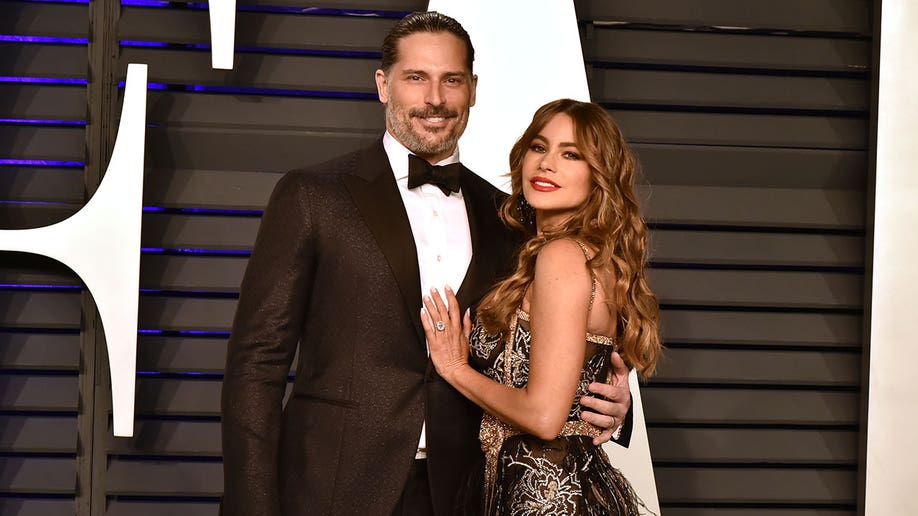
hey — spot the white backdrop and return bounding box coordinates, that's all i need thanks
[864,0,918,513]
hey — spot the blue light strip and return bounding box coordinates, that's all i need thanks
[119,40,170,48]
[0,200,75,206]
[0,284,80,290]
[0,159,84,167]
[143,206,263,216]
[128,81,375,99]
[120,40,380,59]
[141,247,252,256]
[119,1,408,18]
[0,35,88,44]
[140,288,239,299]
[0,76,87,85]
[0,118,86,126]
[120,0,170,6]
[138,329,231,337]
[18,0,88,4]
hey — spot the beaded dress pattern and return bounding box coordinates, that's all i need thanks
[468,242,641,515]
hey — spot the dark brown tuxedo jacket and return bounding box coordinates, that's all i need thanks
[221,140,518,516]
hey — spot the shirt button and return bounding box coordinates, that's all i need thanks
[432,209,439,217]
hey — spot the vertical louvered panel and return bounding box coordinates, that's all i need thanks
[576,0,870,513]
[0,0,89,514]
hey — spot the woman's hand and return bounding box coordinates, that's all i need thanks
[421,286,472,381]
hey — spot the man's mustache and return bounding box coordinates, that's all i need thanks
[410,107,459,119]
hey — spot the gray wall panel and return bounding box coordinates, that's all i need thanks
[0,375,78,411]
[663,510,852,516]
[120,47,379,93]
[0,333,79,370]
[135,378,222,416]
[576,0,871,33]
[0,291,80,328]
[0,166,84,203]
[650,269,863,309]
[138,296,237,331]
[146,92,384,131]
[105,459,221,496]
[0,415,77,453]
[660,310,861,348]
[593,69,868,111]
[0,458,75,493]
[634,145,865,189]
[653,467,856,504]
[656,348,860,386]
[145,128,375,184]
[643,388,858,425]
[120,7,398,51]
[0,126,85,161]
[614,110,866,149]
[0,498,75,516]
[584,28,870,72]
[109,419,221,456]
[105,501,218,516]
[648,428,858,464]
[141,214,260,249]
[144,168,279,209]
[0,2,88,37]
[138,336,228,373]
[141,256,247,291]
[0,84,87,119]
[650,230,864,267]
[643,186,864,229]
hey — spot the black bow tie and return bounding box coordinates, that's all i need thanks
[407,154,462,196]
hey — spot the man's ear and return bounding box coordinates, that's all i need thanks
[375,69,389,103]
[469,74,478,107]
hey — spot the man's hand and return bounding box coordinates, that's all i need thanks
[579,351,631,445]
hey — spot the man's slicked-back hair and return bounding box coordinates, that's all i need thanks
[380,11,474,74]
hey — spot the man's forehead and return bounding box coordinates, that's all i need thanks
[392,31,471,69]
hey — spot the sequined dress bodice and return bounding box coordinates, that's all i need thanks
[468,308,615,422]
[466,307,640,515]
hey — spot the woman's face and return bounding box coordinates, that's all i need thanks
[521,113,594,230]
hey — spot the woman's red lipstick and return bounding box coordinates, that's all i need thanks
[530,176,560,192]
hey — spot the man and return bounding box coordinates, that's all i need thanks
[221,11,632,516]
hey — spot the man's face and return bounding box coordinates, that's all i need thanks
[375,31,477,163]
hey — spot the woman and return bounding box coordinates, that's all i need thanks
[421,99,662,515]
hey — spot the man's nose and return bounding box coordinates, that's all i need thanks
[426,83,445,106]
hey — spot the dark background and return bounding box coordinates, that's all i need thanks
[0,0,873,514]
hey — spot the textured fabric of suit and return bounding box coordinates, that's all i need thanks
[221,140,518,516]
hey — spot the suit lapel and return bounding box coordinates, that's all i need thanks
[456,170,504,310]
[342,142,425,342]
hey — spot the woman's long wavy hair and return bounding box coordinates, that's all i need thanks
[477,99,661,377]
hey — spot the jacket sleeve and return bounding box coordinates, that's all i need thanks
[611,395,635,448]
[221,171,316,516]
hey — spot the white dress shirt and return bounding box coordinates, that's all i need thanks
[383,132,473,458]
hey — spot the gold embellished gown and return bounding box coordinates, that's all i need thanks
[467,305,641,516]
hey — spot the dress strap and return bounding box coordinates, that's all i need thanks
[572,239,597,313]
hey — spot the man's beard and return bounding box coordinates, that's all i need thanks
[385,101,468,159]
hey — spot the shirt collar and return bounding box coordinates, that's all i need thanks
[383,131,461,181]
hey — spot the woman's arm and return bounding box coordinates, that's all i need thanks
[423,239,592,440]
